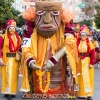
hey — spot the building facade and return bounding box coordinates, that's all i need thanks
[19,0,83,23]
[82,0,98,17]
[13,0,23,11]
[13,0,97,22]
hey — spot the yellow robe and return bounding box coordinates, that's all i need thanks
[76,40,94,97]
[1,32,20,95]
[20,23,78,93]
[20,24,64,92]
[92,41,99,48]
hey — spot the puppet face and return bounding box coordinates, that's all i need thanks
[35,1,62,38]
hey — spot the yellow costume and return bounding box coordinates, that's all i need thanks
[92,41,99,48]
[21,24,78,94]
[1,32,20,95]
[0,19,21,96]
[20,2,78,99]
[76,37,94,97]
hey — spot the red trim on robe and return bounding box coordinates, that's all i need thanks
[26,57,34,66]
[90,49,95,65]
[49,57,58,65]
[22,20,35,38]
[64,22,75,37]
[0,36,4,58]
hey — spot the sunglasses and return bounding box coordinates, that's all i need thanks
[9,27,15,30]
[81,34,87,36]
[80,32,87,36]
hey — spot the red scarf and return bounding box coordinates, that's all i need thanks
[77,38,90,59]
[7,32,20,52]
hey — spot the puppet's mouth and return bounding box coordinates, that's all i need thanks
[41,26,52,30]
[39,24,55,31]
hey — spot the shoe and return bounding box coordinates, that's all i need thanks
[12,95,16,98]
[4,94,8,97]
[7,95,12,100]
[87,97,92,100]
[77,97,86,99]
[94,63,97,67]
[97,63,100,68]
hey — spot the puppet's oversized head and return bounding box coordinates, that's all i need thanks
[35,1,62,38]
[21,1,75,38]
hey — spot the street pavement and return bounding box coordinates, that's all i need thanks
[0,67,100,100]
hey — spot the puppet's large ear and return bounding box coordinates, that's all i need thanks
[61,8,75,24]
[21,6,36,21]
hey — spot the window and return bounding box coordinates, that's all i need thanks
[75,7,81,12]
[30,5,34,7]
[22,5,27,9]
[30,0,37,2]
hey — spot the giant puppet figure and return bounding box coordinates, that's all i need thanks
[20,1,79,99]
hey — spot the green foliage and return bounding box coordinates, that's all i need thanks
[11,7,25,27]
[0,0,14,25]
[17,16,25,27]
[79,19,93,28]
[94,2,100,12]
[0,0,25,27]
[93,2,100,29]
[11,7,20,21]
[87,2,100,29]
[94,12,100,29]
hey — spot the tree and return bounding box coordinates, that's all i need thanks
[0,0,14,25]
[0,0,25,29]
[93,2,100,29]
[11,7,25,27]
[11,7,20,21]
[79,19,93,28]
[17,16,25,27]
[87,1,100,29]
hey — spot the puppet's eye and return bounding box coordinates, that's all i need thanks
[51,11,60,15]
[36,11,45,15]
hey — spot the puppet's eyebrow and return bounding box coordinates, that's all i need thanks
[43,5,54,11]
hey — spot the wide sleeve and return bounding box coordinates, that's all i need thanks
[89,41,95,65]
[64,22,75,37]
[21,20,36,66]
[95,41,99,52]
[22,20,35,38]
[0,36,4,58]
